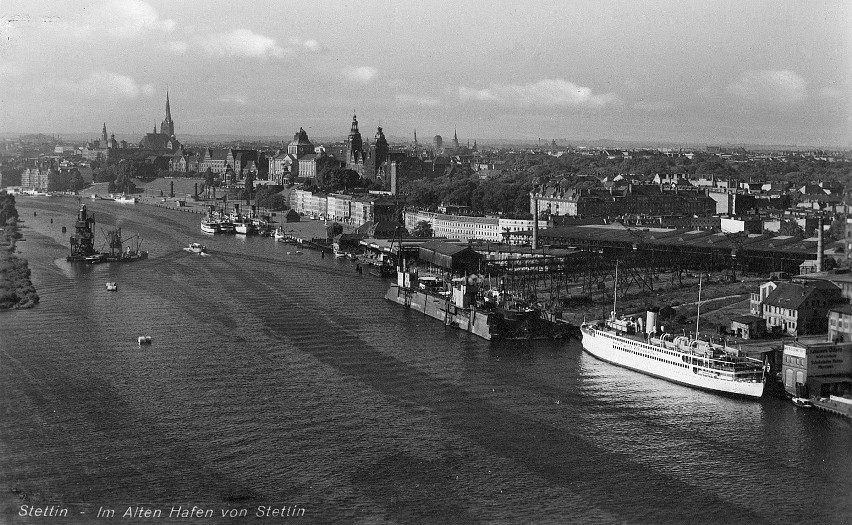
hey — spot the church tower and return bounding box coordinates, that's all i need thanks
[346,114,363,173]
[372,126,389,178]
[160,91,175,137]
[101,123,108,144]
[452,128,460,152]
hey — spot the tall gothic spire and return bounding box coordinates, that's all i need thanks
[165,90,172,122]
[160,90,175,137]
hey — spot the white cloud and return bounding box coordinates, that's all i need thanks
[45,0,175,40]
[75,71,154,99]
[104,0,175,37]
[198,29,288,59]
[219,96,248,105]
[168,40,188,54]
[395,94,441,107]
[458,79,620,108]
[343,66,378,84]
[289,37,326,53]
[726,70,807,104]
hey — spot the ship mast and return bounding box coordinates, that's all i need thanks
[612,260,618,319]
[695,273,702,338]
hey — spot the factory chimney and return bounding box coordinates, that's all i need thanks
[817,217,824,272]
[532,196,539,250]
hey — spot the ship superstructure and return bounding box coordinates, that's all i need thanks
[580,311,766,398]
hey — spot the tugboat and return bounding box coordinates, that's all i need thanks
[100,227,148,263]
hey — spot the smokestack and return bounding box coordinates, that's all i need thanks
[532,196,539,250]
[817,217,824,272]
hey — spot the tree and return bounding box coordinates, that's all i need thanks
[317,168,361,192]
[326,222,343,241]
[111,161,137,194]
[779,220,805,237]
[204,167,216,188]
[69,169,86,192]
[244,172,255,204]
[412,220,433,238]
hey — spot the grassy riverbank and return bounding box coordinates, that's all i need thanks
[0,192,39,309]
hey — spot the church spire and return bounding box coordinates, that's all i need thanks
[160,90,175,137]
[165,90,172,122]
[102,123,108,143]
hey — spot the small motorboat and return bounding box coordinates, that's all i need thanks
[188,242,207,254]
[137,336,152,345]
[792,397,813,408]
[105,282,117,291]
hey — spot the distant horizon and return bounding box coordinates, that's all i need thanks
[2,130,847,151]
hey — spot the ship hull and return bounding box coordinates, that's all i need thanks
[581,326,765,398]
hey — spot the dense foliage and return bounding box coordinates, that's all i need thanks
[0,191,39,309]
[399,151,852,217]
[254,186,289,211]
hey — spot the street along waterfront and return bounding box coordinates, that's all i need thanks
[2,196,851,524]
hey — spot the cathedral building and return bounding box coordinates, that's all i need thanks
[140,91,181,154]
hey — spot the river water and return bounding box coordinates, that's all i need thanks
[1,197,851,524]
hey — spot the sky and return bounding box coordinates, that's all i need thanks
[1,0,850,147]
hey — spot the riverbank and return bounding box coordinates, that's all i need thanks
[0,193,39,309]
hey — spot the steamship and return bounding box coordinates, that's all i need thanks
[580,310,766,398]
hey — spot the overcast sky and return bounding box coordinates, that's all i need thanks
[1,0,849,146]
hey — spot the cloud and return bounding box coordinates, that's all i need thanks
[726,70,807,104]
[458,79,620,108]
[41,0,176,40]
[198,29,288,59]
[104,0,175,37]
[395,94,441,107]
[343,66,378,84]
[289,37,326,53]
[75,71,154,99]
[219,96,248,105]
[168,40,188,54]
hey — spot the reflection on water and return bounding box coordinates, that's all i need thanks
[1,197,851,524]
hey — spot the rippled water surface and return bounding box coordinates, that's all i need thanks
[2,198,851,524]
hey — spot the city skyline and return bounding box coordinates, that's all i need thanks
[1,0,850,147]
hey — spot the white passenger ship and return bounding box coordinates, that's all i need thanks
[580,311,766,398]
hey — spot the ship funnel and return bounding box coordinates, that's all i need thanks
[646,309,659,335]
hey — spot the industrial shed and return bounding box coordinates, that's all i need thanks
[418,240,483,273]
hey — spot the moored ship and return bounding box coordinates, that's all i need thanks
[386,268,576,341]
[580,311,766,398]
